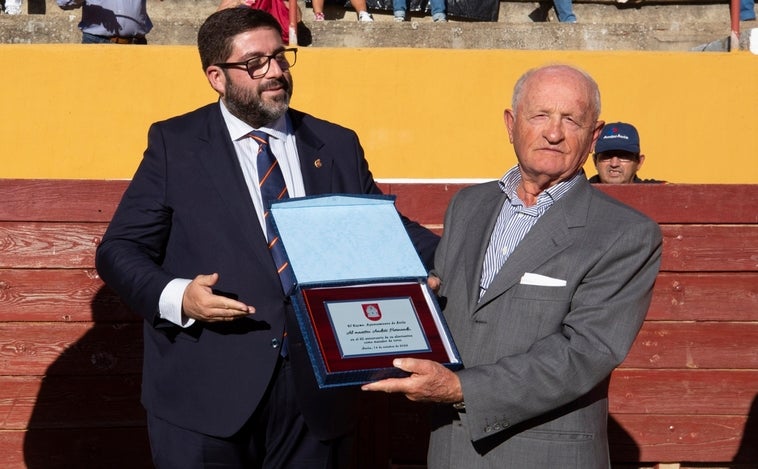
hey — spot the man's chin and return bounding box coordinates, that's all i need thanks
[603,173,626,183]
[262,95,290,112]
[267,104,289,120]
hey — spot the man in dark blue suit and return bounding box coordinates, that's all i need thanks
[95,8,438,468]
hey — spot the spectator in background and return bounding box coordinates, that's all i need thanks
[394,0,447,22]
[741,0,756,21]
[218,0,302,44]
[589,122,664,184]
[553,0,576,22]
[2,0,22,14]
[311,0,373,21]
[56,0,159,44]
[528,0,575,22]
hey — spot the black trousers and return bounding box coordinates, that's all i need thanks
[147,358,353,469]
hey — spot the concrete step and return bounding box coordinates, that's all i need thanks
[1,0,755,51]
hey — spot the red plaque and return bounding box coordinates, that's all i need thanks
[295,281,462,387]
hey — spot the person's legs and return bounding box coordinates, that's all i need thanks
[552,0,576,22]
[740,0,756,21]
[430,0,447,21]
[260,359,354,468]
[147,358,352,469]
[393,0,406,21]
[350,0,373,21]
[147,413,252,469]
[311,0,324,21]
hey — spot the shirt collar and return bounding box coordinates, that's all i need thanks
[218,99,290,142]
[498,165,585,205]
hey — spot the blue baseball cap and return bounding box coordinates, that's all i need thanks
[594,122,640,154]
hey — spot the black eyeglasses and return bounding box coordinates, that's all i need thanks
[214,48,297,79]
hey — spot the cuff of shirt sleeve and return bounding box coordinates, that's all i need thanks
[159,278,195,328]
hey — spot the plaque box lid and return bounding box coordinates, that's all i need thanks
[270,194,462,388]
[269,194,427,286]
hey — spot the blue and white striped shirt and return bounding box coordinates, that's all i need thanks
[479,166,583,299]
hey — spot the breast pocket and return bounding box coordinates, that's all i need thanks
[509,284,572,340]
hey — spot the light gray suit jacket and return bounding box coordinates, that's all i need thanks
[428,176,662,468]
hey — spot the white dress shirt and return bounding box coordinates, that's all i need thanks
[158,100,305,327]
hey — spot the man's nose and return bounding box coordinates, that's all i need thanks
[264,58,285,78]
[543,117,565,143]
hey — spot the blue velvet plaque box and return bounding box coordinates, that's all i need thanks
[270,194,462,388]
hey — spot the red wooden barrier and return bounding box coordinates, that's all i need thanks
[1,180,756,468]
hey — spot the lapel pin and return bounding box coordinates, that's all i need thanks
[314,158,322,168]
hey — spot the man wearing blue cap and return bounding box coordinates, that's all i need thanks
[589,122,664,184]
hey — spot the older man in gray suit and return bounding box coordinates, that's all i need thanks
[363,64,662,468]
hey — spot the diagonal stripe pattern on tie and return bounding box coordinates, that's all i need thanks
[250,130,296,296]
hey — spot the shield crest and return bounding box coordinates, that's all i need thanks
[362,303,382,321]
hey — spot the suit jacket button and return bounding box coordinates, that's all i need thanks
[271,338,280,349]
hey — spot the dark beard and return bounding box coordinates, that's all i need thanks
[224,75,292,128]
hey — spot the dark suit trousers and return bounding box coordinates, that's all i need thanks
[146,357,354,469]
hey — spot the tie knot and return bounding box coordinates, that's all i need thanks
[249,130,270,146]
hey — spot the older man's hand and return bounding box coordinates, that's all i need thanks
[361,357,463,404]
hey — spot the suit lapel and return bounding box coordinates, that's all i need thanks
[475,178,593,311]
[461,188,507,311]
[193,104,271,265]
[476,211,571,310]
[289,110,332,195]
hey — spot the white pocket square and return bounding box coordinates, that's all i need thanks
[520,272,567,287]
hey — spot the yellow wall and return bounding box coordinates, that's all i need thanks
[1,45,756,182]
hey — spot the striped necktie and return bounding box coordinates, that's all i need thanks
[250,130,296,296]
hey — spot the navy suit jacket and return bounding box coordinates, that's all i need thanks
[95,102,439,439]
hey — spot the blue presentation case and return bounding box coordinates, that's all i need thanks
[270,194,463,388]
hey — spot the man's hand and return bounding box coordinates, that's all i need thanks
[361,358,463,404]
[427,274,441,293]
[182,273,254,322]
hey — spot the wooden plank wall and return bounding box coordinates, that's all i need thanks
[0,180,148,468]
[0,180,756,468]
